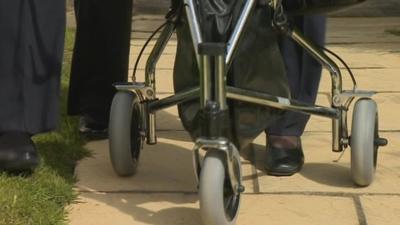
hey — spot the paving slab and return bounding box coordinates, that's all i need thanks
[238,195,359,225]
[326,17,400,44]
[74,132,258,193]
[251,132,400,194]
[68,192,200,225]
[129,69,174,94]
[361,196,400,225]
[70,128,400,223]
[306,93,400,132]
[69,16,400,225]
[74,135,197,193]
[334,0,400,17]
[319,69,400,93]
[69,192,360,225]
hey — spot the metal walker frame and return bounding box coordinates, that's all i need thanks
[114,0,380,192]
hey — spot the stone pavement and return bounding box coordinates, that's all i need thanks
[68,16,400,225]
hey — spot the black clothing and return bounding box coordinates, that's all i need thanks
[67,0,133,124]
[269,15,326,136]
[173,2,290,149]
[0,132,39,171]
[265,142,304,176]
[0,0,65,134]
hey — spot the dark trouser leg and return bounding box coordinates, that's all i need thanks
[0,0,65,170]
[268,15,326,137]
[0,0,65,135]
[67,0,132,123]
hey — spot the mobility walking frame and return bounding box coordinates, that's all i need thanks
[108,1,388,224]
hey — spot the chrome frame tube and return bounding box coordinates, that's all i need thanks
[226,0,257,67]
[148,87,200,112]
[148,85,339,119]
[332,117,342,151]
[290,28,343,96]
[147,114,157,145]
[288,27,343,151]
[143,0,347,151]
[184,0,213,108]
[145,21,175,145]
[184,0,203,65]
[200,55,212,107]
[145,22,175,87]
[215,55,227,110]
[227,86,339,119]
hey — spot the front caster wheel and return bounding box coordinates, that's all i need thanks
[350,98,381,187]
[109,91,143,177]
[199,150,241,225]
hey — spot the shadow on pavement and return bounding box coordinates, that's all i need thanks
[300,163,355,188]
[80,191,201,225]
[79,139,202,225]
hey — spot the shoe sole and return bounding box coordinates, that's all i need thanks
[265,165,303,177]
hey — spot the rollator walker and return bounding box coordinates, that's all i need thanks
[108,1,388,225]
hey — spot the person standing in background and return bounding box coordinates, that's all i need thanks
[0,0,65,171]
[67,0,133,138]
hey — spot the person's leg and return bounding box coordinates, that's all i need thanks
[0,0,65,171]
[270,15,326,137]
[67,0,132,137]
[265,15,326,176]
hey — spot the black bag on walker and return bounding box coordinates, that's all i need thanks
[173,1,290,149]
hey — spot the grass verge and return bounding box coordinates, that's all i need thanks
[0,28,90,225]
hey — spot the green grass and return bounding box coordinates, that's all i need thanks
[0,28,90,225]
[386,29,400,36]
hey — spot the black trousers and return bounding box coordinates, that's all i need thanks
[0,0,65,135]
[67,0,133,123]
[269,15,327,136]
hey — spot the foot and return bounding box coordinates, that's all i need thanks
[0,132,39,172]
[79,115,108,140]
[265,136,304,176]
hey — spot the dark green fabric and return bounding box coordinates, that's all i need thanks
[173,2,290,149]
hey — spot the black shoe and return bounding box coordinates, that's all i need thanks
[265,142,304,176]
[79,116,108,140]
[0,132,39,172]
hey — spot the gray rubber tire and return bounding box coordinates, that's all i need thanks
[351,98,378,187]
[199,150,241,225]
[109,91,142,177]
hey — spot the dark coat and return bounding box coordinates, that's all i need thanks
[67,0,132,123]
[0,0,65,134]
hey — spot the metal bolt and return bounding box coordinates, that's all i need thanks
[146,89,154,96]
[237,185,245,193]
[375,137,388,147]
[340,138,349,146]
[333,95,341,106]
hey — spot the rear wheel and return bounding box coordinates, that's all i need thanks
[350,98,379,186]
[109,91,143,176]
